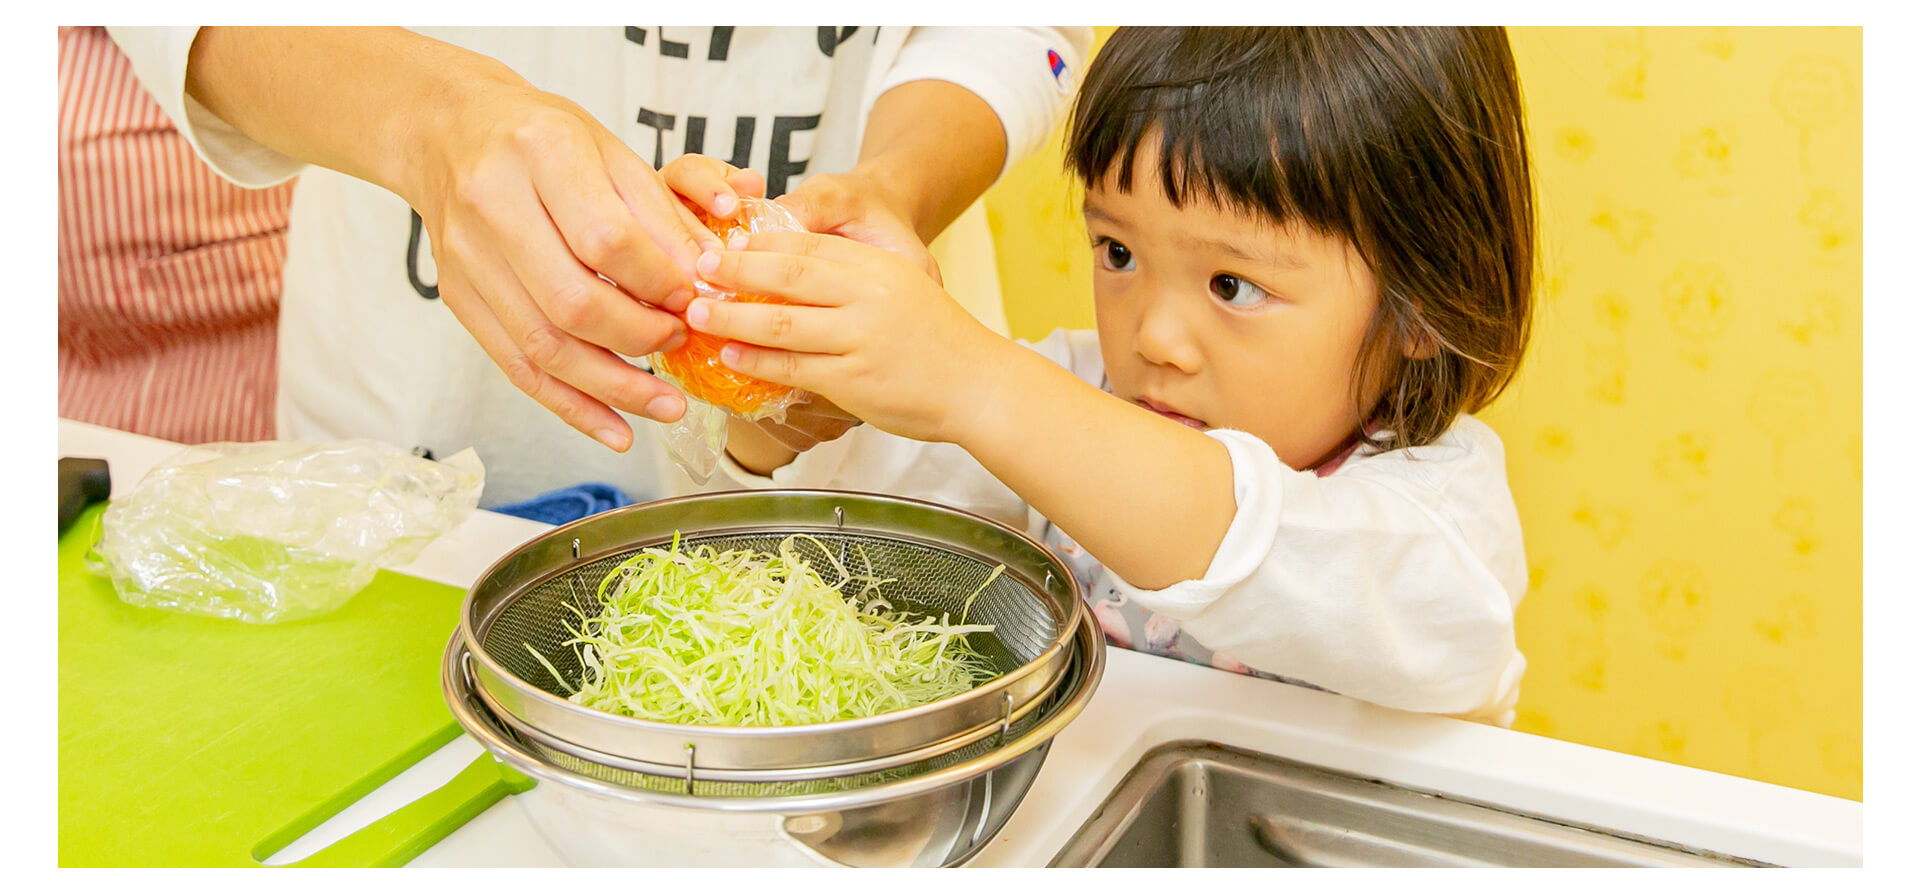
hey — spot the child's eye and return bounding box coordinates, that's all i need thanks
[1209,273,1269,307]
[1095,238,1135,272]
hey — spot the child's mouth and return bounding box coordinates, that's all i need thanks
[1136,398,1208,431]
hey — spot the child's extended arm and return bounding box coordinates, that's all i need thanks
[692,235,1523,721]
[694,233,1236,591]
[715,313,1527,721]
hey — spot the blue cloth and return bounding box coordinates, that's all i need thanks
[493,483,635,526]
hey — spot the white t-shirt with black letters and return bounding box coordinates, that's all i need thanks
[109,26,1091,505]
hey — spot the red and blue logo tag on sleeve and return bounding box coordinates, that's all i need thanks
[1048,48,1072,92]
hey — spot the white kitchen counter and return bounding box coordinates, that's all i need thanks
[59,420,1863,868]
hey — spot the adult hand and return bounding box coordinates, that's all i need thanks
[407,82,741,452]
[658,151,769,220]
[180,28,746,453]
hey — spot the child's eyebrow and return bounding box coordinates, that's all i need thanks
[1181,235,1310,272]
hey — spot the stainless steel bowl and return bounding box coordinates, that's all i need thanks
[443,610,1104,867]
[459,490,1084,776]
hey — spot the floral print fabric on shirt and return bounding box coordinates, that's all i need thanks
[1044,523,1292,682]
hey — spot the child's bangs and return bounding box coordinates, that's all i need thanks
[1065,29,1367,248]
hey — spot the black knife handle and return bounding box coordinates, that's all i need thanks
[59,457,111,536]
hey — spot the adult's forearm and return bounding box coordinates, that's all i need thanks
[185,27,519,205]
[850,80,1008,243]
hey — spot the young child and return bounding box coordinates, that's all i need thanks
[679,27,1535,725]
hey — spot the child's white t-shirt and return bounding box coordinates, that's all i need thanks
[719,329,1530,725]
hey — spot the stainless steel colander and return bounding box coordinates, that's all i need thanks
[442,612,1105,866]
[458,489,1084,777]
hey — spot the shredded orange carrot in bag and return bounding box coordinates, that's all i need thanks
[652,200,809,420]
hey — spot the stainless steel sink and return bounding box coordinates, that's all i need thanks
[1050,740,1772,867]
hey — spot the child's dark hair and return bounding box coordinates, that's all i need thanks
[1066,27,1535,450]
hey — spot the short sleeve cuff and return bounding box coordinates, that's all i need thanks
[106,26,305,189]
[1112,429,1287,619]
[875,27,1086,180]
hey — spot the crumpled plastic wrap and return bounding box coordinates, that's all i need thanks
[85,440,485,624]
[651,197,813,483]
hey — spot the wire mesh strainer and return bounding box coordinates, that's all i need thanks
[442,615,1105,867]
[459,489,1083,776]
[448,609,1100,800]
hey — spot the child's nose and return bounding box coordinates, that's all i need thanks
[1134,290,1204,374]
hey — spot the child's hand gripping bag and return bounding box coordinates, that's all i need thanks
[650,197,813,483]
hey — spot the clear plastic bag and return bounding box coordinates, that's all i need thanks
[651,197,813,483]
[85,440,485,624]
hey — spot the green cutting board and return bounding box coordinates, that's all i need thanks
[58,505,521,867]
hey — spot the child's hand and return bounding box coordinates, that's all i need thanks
[685,232,1012,445]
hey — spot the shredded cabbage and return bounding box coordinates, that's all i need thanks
[537,534,1004,727]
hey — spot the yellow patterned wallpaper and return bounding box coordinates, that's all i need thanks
[981,26,1863,801]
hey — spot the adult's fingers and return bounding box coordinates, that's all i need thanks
[491,180,690,358]
[669,198,721,282]
[727,166,767,201]
[459,247,690,428]
[685,296,850,355]
[771,178,854,235]
[520,125,699,311]
[435,266,637,452]
[662,154,756,218]
[601,143,713,296]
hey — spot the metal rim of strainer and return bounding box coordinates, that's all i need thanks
[443,603,1106,812]
[476,652,1064,784]
[457,489,1085,774]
